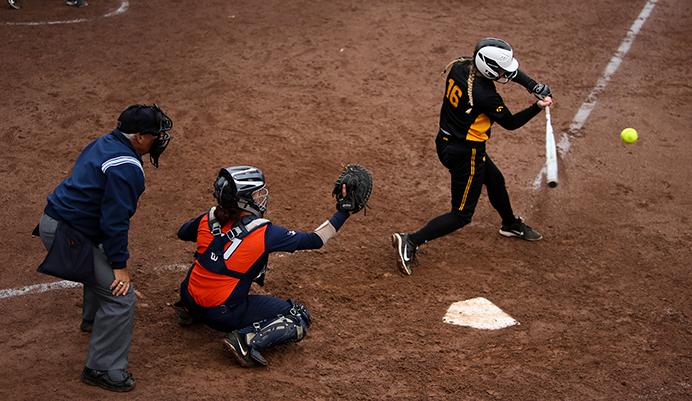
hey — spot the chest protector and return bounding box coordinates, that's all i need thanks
[196,207,270,282]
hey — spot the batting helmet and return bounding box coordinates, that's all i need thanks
[473,38,519,83]
[213,166,269,217]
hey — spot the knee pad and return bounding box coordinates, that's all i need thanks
[245,301,312,351]
[288,299,311,331]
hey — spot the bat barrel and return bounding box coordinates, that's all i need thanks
[545,106,559,187]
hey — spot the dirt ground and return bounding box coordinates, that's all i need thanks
[1,0,690,400]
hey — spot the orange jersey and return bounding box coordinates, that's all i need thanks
[187,214,269,307]
[179,208,342,308]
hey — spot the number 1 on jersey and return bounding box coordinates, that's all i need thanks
[223,237,242,260]
[446,79,463,108]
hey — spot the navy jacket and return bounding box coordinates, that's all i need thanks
[44,129,145,269]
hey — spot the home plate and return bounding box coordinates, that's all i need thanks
[443,297,519,330]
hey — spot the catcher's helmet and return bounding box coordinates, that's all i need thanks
[473,38,519,83]
[213,166,269,217]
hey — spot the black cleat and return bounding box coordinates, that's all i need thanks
[499,216,542,241]
[223,331,264,367]
[65,0,87,7]
[81,367,135,392]
[392,233,417,275]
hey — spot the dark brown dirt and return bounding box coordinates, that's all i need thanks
[1,0,690,400]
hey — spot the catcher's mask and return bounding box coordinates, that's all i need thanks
[213,166,269,218]
[117,103,173,168]
[473,37,519,84]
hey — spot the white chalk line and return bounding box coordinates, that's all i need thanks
[0,263,188,300]
[0,280,81,299]
[3,0,128,26]
[104,0,129,18]
[533,0,658,189]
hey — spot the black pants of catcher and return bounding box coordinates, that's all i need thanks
[39,214,135,374]
[409,132,517,245]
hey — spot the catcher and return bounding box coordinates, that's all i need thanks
[174,164,371,367]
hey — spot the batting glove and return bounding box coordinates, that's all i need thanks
[532,83,552,100]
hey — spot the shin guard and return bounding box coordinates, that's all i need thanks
[241,301,312,359]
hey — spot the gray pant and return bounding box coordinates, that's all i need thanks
[39,214,135,372]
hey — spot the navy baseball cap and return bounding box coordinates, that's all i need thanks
[117,104,172,135]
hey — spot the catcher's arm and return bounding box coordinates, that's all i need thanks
[266,164,372,249]
[264,210,349,252]
[314,209,349,245]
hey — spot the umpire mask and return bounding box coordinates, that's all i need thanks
[117,104,174,168]
[149,130,172,168]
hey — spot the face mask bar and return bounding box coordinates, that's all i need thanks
[153,104,173,132]
[251,186,269,215]
[146,104,173,168]
[149,131,171,168]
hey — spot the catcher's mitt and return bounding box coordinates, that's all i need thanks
[332,164,372,214]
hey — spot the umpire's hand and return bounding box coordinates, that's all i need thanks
[111,268,132,296]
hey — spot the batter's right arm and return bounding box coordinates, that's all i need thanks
[513,70,552,100]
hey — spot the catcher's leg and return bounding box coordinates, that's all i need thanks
[174,264,200,326]
[224,299,311,367]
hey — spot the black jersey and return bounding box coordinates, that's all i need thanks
[439,59,541,142]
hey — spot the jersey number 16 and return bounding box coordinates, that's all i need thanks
[446,79,463,108]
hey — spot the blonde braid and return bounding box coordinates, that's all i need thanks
[465,63,476,115]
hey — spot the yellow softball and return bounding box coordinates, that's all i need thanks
[620,128,638,144]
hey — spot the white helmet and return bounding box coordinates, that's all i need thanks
[473,38,519,83]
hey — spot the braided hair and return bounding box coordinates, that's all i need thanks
[442,57,477,115]
[465,62,477,115]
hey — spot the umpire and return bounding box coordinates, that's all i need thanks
[35,104,173,392]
